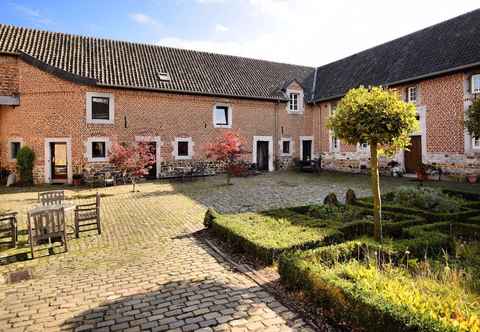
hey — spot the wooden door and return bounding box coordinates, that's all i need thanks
[404,136,422,173]
[147,142,157,179]
[256,141,269,171]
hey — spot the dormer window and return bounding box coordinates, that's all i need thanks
[472,74,480,94]
[289,93,299,112]
[407,86,417,103]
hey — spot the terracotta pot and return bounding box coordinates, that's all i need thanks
[416,170,426,181]
[73,178,82,186]
[467,175,478,184]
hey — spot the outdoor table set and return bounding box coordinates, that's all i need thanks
[0,190,101,259]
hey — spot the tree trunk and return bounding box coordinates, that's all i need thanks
[132,177,136,192]
[370,141,383,242]
[226,172,232,185]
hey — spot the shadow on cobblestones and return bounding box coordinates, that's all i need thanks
[62,277,313,331]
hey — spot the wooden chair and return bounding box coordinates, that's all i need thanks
[74,192,101,238]
[27,207,67,259]
[38,190,65,206]
[0,212,18,248]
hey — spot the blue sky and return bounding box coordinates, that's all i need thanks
[1,0,479,66]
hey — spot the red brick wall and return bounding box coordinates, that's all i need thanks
[0,56,313,182]
[0,55,18,96]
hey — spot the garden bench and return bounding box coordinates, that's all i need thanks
[38,190,65,206]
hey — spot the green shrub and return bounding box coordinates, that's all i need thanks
[206,210,343,264]
[16,146,35,185]
[279,253,480,332]
[386,186,464,213]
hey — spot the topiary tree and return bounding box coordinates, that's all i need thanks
[465,98,480,140]
[328,86,418,241]
[16,146,35,185]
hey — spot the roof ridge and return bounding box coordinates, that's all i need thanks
[315,8,480,70]
[0,23,314,70]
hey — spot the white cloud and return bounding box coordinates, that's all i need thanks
[157,0,480,67]
[215,24,229,32]
[129,13,159,26]
[12,3,52,25]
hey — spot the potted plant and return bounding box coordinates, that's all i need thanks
[72,173,83,186]
[466,174,478,184]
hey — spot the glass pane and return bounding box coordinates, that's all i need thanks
[474,75,480,92]
[92,97,110,120]
[92,142,106,158]
[11,142,20,159]
[283,141,290,154]
[178,141,189,156]
[215,107,228,125]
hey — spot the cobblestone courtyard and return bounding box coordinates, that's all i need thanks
[1,171,476,331]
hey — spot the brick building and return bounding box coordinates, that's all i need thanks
[1,9,480,184]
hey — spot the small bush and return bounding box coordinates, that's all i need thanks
[16,146,35,185]
[386,186,463,213]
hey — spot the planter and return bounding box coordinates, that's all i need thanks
[72,177,82,186]
[416,170,427,181]
[467,175,478,184]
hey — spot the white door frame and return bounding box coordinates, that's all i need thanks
[252,136,274,172]
[300,136,314,160]
[398,106,427,171]
[135,136,162,179]
[44,138,72,184]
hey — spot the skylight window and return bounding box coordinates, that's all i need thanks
[157,71,171,81]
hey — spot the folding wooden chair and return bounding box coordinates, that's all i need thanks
[38,190,65,206]
[0,212,18,248]
[28,207,68,259]
[74,192,101,238]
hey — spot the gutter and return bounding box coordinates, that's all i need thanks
[309,61,480,104]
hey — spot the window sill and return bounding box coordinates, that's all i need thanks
[213,124,232,129]
[287,110,304,115]
[175,155,192,160]
[88,157,108,163]
[87,119,114,125]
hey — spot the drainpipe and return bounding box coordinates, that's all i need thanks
[274,101,279,170]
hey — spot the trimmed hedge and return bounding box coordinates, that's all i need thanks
[279,251,480,332]
[205,208,343,264]
[353,199,479,223]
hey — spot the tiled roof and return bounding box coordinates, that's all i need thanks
[312,9,480,102]
[0,24,314,101]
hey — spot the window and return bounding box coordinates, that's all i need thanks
[472,74,480,94]
[289,93,299,112]
[213,105,232,128]
[86,92,114,124]
[329,104,340,152]
[282,141,290,154]
[87,137,109,162]
[473,137,480,149]
[407,86,417,103]
[174,137,193,160]
[10,141,21,160]
[358,142,369,152]
[92,97,110,120]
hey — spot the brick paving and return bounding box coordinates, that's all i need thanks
[0,174,336,332]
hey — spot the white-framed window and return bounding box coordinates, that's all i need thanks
[279,138,293,156]
[86,92,115,124]
[173,137,193,160]
[472,74,480,94]
[358,142,369,152]
[213,104,232,128]
[289,93,299,112]
[407,86,417,103]
[8,139,23,161]
[473,137,480,149]
[329,104,340,152]
[87,137,110,162]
